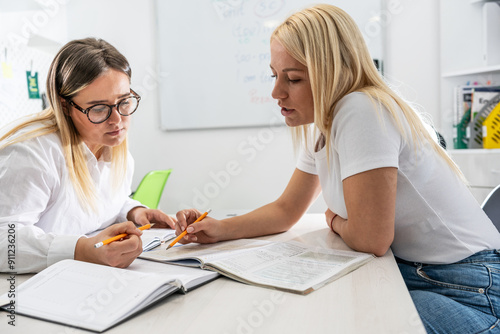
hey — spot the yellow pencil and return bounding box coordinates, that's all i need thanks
[94,223,153,248]
[166,209,211,250]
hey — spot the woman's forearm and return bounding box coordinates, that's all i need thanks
[332,216,393,257]
[220,200,301,240]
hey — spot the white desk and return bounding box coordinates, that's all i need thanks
[0,214,425,333]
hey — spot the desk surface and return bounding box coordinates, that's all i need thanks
[0,214,425,333]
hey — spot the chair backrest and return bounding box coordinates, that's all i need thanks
[132,169,172,209]
[482,184,500,233]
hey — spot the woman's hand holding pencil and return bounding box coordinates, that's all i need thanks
[174,208,223,245]
[94,223,153,248]
[74,221,144,268]
[167,209,211,249]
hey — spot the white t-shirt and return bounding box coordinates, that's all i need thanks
[0,130,143,273]
[297,92,500,264]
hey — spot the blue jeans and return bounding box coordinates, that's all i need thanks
[397,250,500,334]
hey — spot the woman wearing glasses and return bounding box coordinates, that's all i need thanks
[0,38,176,273]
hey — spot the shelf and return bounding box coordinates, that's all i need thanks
[442,64,500,77]
[449,148,500,154]
[470,0,500,4]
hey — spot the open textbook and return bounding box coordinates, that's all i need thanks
[140,239,374,295]
[0,258,218,332]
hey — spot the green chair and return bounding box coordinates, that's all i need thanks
[131,169,172,209]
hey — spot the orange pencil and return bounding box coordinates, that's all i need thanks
[94,223,153,248]
[166,209,212,250]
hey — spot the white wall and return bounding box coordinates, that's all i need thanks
[2,0,441,216]
[383,0,441,131]
[0,0,68,126]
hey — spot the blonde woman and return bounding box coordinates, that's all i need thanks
[0,38,176,274]
[176,5,500,333]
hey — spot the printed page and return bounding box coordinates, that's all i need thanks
[140,238,373,294]
[207,241,374,294]
[140,238,270,265]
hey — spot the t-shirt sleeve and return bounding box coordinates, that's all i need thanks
[296,141,318,175]
[332,94,404,180]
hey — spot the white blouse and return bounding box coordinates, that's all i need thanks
[0,130,143,273]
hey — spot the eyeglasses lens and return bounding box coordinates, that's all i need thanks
[87,97,139,123]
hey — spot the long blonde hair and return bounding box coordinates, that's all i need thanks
[0,38,131,211]
[271,4,465,181]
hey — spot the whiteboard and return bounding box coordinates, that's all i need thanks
[156,0,382,130]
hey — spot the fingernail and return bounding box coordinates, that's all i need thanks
[187,227,194,233]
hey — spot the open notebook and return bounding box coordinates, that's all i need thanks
[140,239,374,295]
[0,258,218,332]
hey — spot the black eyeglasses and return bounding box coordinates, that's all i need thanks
[68,89,141,124]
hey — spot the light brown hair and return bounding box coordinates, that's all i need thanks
[0,38,132,210]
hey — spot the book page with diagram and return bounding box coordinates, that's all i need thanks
[141,239,374,294]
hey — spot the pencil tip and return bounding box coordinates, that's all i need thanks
[166,245,171,250]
